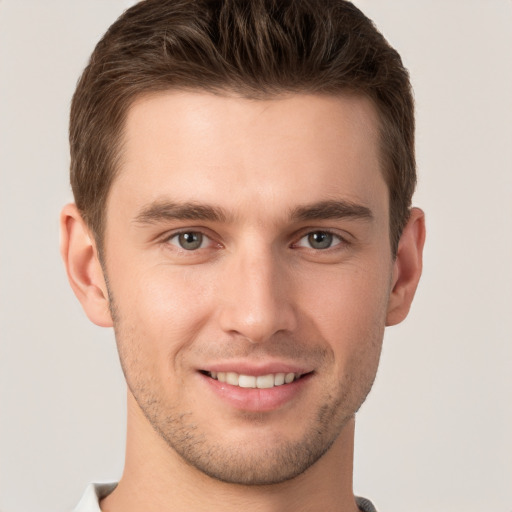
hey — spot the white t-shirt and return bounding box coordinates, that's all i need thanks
[73,483,117,512]
[73,483,377,512]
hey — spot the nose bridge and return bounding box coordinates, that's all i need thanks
[218,240,297,343]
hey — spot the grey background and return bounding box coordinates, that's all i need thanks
[1,1,511,511]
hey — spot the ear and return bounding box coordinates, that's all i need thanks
[60,203,113,327]
[386,207,426,326]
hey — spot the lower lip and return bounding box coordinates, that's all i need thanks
[200,373,311,412]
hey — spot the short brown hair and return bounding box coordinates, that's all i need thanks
[70,0,415,255]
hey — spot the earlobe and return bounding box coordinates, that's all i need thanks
[60,203,113,328]
[386,207,426,326]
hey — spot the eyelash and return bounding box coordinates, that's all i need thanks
[164,230,217,252]
[162,228,349,253]
[293,230,347,251]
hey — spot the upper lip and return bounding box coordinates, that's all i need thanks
[199,360,312,376]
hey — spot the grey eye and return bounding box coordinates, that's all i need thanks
[297,231,341,250]
[307,231,333,249]
[171,232,205,250]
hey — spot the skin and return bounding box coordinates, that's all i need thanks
[61,91,425,512]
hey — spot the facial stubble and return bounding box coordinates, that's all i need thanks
[107,289,383,486]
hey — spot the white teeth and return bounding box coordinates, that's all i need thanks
[274,373,285,386]
[208,371,301,388]
[238,375,256,388]
[226,372,239,386]
[256,374,274,389]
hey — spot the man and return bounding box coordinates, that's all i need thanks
[61,0,425,510]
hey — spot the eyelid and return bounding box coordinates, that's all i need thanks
[168,231,210,250]
[160,227,222,249]
[292,228,351,250]
[157,226,351,251]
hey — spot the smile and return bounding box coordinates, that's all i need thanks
[206,371,302,389]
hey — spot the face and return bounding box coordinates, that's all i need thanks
[102,91,393,484]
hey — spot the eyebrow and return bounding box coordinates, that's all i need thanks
[133,198,373,226]
[290,200,373,222]
[133,201,227,225]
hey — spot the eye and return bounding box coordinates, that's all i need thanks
[168,231,209,251]
[296,231,342,250]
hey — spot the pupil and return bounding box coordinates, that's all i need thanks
[179,232,202,250]
[308,231,332,249]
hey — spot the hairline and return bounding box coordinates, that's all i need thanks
[92,85,399,259]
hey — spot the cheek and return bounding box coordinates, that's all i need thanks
[298,260,391,361]
[108,263,216,373]
[302,258,391,318]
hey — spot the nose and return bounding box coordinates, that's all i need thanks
[217,245,298,344]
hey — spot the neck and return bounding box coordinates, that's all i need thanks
[101,393,359,512]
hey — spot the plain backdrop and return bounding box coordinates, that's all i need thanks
[1,1,511,511]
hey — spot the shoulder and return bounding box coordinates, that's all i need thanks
[356,496,378,512]
[73,482,118,512]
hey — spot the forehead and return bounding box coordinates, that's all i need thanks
[110,91,387,224]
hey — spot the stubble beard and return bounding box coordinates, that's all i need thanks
[108,296,383,486]
[130,375,358,486]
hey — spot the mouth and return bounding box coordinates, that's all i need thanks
[201,370,304,389]
[198,368,313,411]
